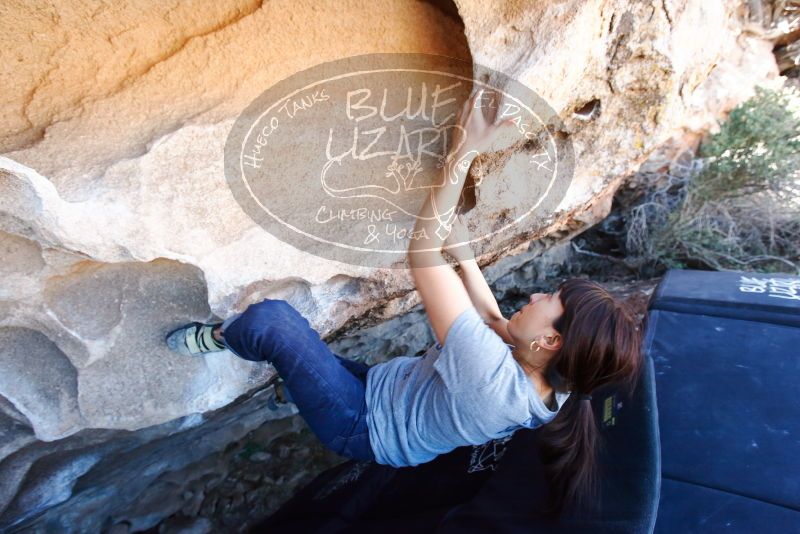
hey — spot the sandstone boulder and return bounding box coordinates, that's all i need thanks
[0,0,786,528]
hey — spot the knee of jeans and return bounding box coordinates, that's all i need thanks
[244,299,301,326]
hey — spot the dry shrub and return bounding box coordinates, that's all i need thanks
[625,84,800,274]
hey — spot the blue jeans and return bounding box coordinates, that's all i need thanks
[220,298,375,462]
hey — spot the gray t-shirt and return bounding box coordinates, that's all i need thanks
[365,305,572,467]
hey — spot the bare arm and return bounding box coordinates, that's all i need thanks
[441,218,504,324]
[406,153,477,347]
[453,256,514,345]
[441,216,514,345]
[456,259,504,324]
[407,89,515,346]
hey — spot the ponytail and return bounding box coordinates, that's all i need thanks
[538,392,601,518]
[535,278,644,519]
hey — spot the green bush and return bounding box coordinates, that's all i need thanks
[693,84,800,203]
[626,83,800,274]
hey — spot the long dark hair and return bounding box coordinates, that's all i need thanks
[537,278,644,518]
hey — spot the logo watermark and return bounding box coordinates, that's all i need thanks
[224,53,574,269]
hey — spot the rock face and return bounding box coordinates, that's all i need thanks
[0,0,783,529]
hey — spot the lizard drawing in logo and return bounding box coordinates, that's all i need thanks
[319,119,479,239]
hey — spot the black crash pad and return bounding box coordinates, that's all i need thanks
[648,269,800,531]
[649,268,800,327]
[656,479,800,533]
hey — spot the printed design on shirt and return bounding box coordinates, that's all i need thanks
[313,460,371,500]
[467,434,514,473]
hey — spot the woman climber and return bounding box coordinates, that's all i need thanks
[166,88,643,517]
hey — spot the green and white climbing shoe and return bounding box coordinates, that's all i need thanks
[165,322,226,356]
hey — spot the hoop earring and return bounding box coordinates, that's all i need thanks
[530,340,541,352]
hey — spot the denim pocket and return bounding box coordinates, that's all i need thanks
[325,434,348,456]
[340,431,375,462]
[332,404,373,461]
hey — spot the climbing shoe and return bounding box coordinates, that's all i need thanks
[165,321,226,356]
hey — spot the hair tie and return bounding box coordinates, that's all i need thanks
[578,393,592,401]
